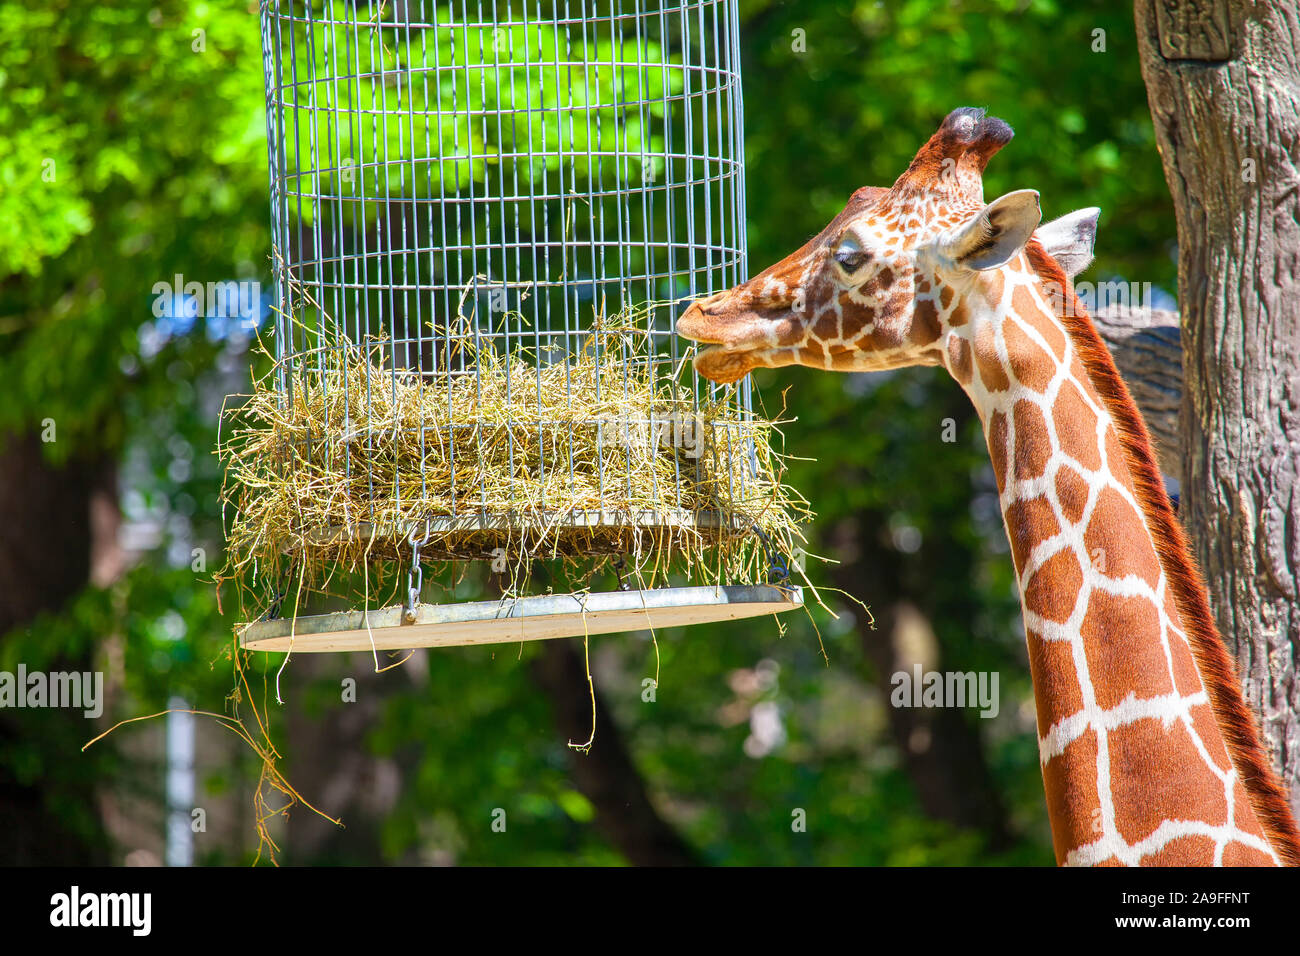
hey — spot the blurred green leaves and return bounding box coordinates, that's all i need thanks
[275,11,679,215]
[0,1,268,454]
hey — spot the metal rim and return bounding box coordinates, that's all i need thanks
[240,584,802,653]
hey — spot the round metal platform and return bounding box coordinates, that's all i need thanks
[239,584,803,653]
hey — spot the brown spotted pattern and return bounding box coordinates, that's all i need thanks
[677,108,1285,866]
[967,261,1277,866]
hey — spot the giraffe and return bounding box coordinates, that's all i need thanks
[677,107,1300,867]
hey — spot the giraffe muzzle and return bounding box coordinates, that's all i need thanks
[678,294,790,349]
[676,296,729,345]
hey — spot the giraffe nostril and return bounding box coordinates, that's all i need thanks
[677,302,715,341]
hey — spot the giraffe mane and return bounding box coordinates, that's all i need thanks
[1023,238,1300,866]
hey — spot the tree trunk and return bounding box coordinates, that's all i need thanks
[0,431,115,864]
[829,508,1014,850]
[825,390,1014,849]
[283,656,417,865]
[1093,306,1183,482]
[530,639,699,866]
[1135,0,1300,813]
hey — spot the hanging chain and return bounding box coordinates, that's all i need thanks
[749,524,791,586]
[404,521,432,622]
[612,555,632,592]
[259,563,294,621]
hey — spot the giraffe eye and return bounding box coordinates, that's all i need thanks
[834,245,872,273]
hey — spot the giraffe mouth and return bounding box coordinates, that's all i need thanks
[691,343,764,385]
[678,296,790,383]
[683,329,764,385]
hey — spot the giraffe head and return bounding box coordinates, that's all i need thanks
[678,107,1098,384]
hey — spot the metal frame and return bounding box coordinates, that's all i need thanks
[252,2,786,646]
[260,0,754,534]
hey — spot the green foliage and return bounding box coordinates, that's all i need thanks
[740,0,1174,287]
[272,11,679,202]
[0,1,269,456]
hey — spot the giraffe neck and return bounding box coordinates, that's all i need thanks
[940,250,1281,866]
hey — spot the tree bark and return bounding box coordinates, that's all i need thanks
[1093,306,1183,482]
[1135,0,1300,813]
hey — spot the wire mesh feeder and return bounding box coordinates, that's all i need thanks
[227,0,808,653]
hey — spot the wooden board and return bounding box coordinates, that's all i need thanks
[239,584,803,653]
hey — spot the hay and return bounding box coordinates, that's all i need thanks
[218,306,810,616]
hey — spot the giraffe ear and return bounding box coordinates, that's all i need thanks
[941,189,1042,271]
[1036,207,1100,279]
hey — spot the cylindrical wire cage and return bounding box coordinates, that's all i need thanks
[233,0,803,648]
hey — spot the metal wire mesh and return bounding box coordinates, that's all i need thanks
[259,0,756,561]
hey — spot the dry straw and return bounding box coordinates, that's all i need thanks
[218,302,810,617]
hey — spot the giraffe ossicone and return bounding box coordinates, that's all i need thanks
[678,106,1300,867]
